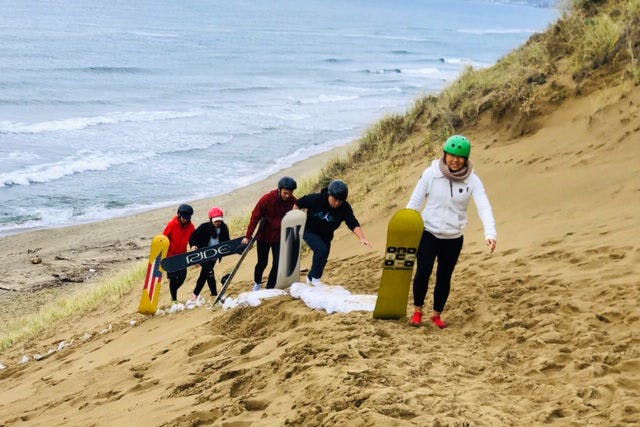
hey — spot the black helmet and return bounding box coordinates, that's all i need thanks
[177,204,193,219]
[278,176,297,191]
[328,179,348,201]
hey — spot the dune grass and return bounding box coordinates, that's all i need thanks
[0,264,146,352]
[312,0,640,188]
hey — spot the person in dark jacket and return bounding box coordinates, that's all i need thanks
[294,179,371,286]
[163,204,195,312]
[242,176,297,291]
[187,206,230,306]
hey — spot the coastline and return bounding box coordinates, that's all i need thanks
[0,141,355,324]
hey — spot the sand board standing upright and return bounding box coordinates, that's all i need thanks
[138,234,170,315]
[373,209,424,319]
[275,209,306,289]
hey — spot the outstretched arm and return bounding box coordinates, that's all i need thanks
[353,226,372,248]
[471,176,497,253]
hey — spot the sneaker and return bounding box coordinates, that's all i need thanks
[307,277,323,287]
[409,311,423,326]
[431,315,448,329]
[185,294,198,310]
[252,282,261,292]
[168,302,185,314]
[186,295,205,310]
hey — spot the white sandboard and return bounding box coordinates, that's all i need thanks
[275,209,306,289]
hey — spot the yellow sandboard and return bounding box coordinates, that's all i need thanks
[138,234,170,315]
[373,209,424,319]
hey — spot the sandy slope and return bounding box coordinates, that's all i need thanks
[1,84,639,426]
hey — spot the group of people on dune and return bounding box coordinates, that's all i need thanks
[161,135,497,328]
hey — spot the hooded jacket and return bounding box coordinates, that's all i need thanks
[295,188,360,242]
[189,221,230,249]
[407,159,496,240]
[245,189,297,243]
[163,216,195,257]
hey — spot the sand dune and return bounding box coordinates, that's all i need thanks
[1,63,640,427]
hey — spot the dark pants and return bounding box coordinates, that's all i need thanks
[254,241,280,289]
[303,232,331,280]
[412,231,463,313]
[168,269,187,302]
[193,260,217,296]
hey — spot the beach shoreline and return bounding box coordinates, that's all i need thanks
[0,141,354,325]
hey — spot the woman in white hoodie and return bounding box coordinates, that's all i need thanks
[407,135,497,329]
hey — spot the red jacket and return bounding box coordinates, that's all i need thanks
[245,189,296,243]
[163,216,195,257]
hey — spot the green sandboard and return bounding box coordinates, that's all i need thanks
[373,208,424,319]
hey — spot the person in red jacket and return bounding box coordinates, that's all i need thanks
[242,176,297,291]
[163,204,195,312]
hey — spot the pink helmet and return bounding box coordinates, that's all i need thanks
[208,207,224,222]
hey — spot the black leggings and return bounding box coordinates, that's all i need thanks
[254,241,280,289]
[168,269,187,302]
[193,260,217,296]
[412,231,463,313]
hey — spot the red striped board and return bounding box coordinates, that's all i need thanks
[138,234,170,315]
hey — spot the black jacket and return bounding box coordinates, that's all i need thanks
[189,221,230,249]
[295,188,360,242]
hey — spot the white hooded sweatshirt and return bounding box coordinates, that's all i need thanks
[407,159,497,240]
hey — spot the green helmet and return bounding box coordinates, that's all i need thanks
[443,135,471,158]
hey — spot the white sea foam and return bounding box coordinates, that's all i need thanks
[0,197,190,237]
[344,33,428,43]
[296,94,359,105]
[458,28,537,35]
[441,57,490,68]
[401,67,447,77]
[8,151,40,161]
[0,153,143,187]
[0,110,204,134]
[0,133,231,188]
[127,31,179,38]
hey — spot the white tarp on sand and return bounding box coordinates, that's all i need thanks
[221,282,377,314]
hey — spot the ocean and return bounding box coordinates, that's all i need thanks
[0,0,558,236]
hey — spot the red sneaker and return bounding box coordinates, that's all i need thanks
[431,315,448,329]
[408,311,423,326]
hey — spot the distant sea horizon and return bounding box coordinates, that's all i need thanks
[0,0,558,237]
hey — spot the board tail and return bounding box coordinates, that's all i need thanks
[275,209,306,289]
[138,234,170,315]
[373,209,424,319]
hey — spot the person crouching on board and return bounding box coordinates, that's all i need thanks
[163,204,196,313]
[242,176,297,291]
[407,135,497,329]
[294,179,372,287]
[186,206,230,307]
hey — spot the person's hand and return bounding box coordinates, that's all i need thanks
[486,239,496,253]
[360,238,372,248]
[241,237,249,245]
[190,245,198,251]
